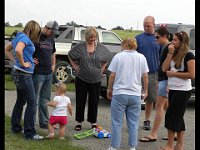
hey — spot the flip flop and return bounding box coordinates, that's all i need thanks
[91,124,97,129]
[140,136,157,142]
[159,146,167,150]
[162,136,178,141]
[75,124,82,131]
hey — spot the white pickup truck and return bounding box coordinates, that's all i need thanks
[54,25,122,84]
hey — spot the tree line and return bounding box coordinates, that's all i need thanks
[5,21,127,30]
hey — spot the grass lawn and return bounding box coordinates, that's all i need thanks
[5,115,85,150]
[4,74,75,92]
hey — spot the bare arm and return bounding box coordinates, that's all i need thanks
[107,72,116,100]
[51,53,56,72]
[15,42,31,68]
[101,62,107,74]
[5,42,15,62]
[166,59,195,79]
[67,103,72,116]
[142,72,148,99]
[162,44,175,72]
[46,101,57,107]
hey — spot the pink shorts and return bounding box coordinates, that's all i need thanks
[49,115,68,126]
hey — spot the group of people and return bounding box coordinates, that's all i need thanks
[106,16,195,150]
[5,20,69,140]
[5,15,195,150]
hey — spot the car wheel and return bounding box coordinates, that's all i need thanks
[54,61,72,83]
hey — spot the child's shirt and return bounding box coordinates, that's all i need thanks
[51,95,71,116]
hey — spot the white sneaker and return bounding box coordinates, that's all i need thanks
[130,147,136,150]
[26,134,44,140]
[107,146,117,150]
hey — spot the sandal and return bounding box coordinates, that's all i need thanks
[162,136,178,141]
[91,124,97,129]
[75,124,82,131]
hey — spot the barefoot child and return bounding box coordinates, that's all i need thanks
[46,82,72,140]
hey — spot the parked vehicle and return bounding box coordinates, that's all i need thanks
[154,23,195,100]
[4,23,195,106]
[53,25,122,84]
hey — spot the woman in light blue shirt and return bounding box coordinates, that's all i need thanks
[5,20,44,140]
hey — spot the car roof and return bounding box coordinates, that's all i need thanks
[155,23,195,28]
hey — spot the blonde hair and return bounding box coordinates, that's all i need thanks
[121,38,137,50]
[85,26,98,41]
[23,20,41,43]
[55,82,67,94]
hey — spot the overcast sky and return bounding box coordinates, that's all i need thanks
[5,0,195,30]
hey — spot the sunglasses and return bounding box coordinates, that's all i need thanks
[155,35,162,39]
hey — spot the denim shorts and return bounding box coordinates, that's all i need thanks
[158,80,168,97]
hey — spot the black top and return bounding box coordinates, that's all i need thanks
[158,43,170,81]
[33,33,56,74]
[183,52,195,72]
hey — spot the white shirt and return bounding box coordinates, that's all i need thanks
[108,50,149,96]
[51,96,71,116]
[168,60,192,91]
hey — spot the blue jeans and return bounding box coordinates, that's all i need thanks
[32,73,52,128]
[11,71,36,139]
[110,94,141,148]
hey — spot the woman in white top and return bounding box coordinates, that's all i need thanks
[107,38,149,150]
[160,31,195,150]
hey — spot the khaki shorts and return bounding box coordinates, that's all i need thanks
[142,73,158,103]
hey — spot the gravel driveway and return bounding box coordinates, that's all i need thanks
[5,90,195,150]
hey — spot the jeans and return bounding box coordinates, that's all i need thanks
[11,71,36,139]
[32,73,52,128]
[110,94,141,148]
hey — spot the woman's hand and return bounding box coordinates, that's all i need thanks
[168,44,175,54]
[107,89,113,100]
[33,57,39,66]
[22,61,32,68]
[72,64,80,73]
[166,70,175,77]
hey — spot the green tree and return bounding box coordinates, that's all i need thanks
[5,22,11,27]
[15,23,23,27]
[66,21,78,26]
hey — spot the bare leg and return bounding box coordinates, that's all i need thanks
[159,129,175,150]
[174,131,185,150]
[146,96,168,139]
[59,125,66,139]
[145,101,154,121]
[46,123,55,139]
